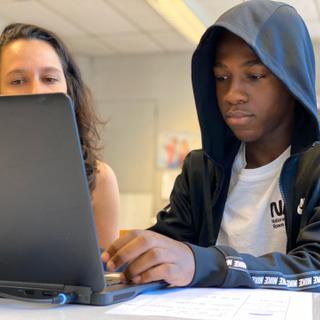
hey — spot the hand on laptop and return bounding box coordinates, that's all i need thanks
[102,230,195,286]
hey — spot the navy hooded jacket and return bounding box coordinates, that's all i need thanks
[150,0,320,291]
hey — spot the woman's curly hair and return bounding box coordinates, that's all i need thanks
[0,23,102,192]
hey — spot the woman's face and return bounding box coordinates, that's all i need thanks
[0,39,67,95]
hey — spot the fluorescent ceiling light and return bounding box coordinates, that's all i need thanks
[146,0,206,44]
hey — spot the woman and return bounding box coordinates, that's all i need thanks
[0,23,120,249]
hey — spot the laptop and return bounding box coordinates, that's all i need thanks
[0,93,165,305]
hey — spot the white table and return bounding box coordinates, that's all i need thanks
[0,289,318,320]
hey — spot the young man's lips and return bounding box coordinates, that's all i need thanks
[225,110,254,126]
[226,110,253,118]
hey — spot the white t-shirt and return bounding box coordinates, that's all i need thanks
[216,143,290,256]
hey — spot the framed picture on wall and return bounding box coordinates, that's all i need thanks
[157,132,201,169]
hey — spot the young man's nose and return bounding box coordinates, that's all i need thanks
[224,80,248,105]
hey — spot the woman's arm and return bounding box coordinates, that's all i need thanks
[91,161,120,249]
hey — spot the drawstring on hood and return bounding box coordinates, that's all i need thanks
[192,0,320,166]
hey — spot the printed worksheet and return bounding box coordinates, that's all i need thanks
[106,288,313,320]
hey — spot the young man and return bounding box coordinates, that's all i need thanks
[104,0,320,291]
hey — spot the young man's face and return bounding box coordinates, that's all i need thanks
[214,32,295,145]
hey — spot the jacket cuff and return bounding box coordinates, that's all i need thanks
[186,243,227,287]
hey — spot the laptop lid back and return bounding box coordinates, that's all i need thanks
[0,93,104,292]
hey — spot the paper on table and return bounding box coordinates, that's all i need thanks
[106,288,313,320]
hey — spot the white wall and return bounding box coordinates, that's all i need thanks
[75,51,200,229]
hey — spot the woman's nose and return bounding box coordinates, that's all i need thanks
[30,81,47,94]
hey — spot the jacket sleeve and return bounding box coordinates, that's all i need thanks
[188,198,320,291]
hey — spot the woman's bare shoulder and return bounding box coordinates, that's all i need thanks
[92,160,119,209]
[95,160,118,187]
[92,160,120,247]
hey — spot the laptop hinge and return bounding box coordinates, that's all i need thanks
[63,285,93,304]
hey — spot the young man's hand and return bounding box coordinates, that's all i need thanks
[102,230,195,286]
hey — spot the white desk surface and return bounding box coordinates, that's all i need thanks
[0,289,319,320]
[0,300,161,320]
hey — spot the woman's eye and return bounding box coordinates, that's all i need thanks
[10,79,25,85]
[43,77,59,84]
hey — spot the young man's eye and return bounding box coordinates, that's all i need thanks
[247,74,265,81]
[214,75,228,82]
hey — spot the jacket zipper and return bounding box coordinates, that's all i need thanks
[204,153,225,246]
[279,158,291,252]
[279,152,303,252]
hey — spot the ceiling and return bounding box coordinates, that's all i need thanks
[185,0,320,40]
[0,0,318,57]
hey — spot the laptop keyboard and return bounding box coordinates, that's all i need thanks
[104,273,122,287]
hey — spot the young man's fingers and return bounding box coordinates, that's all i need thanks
[107,231,160,271]
[131,263,178,285]
[106,229,142,260]
[124,247,170,281]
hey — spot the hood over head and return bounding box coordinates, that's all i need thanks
[192,0,320,166]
